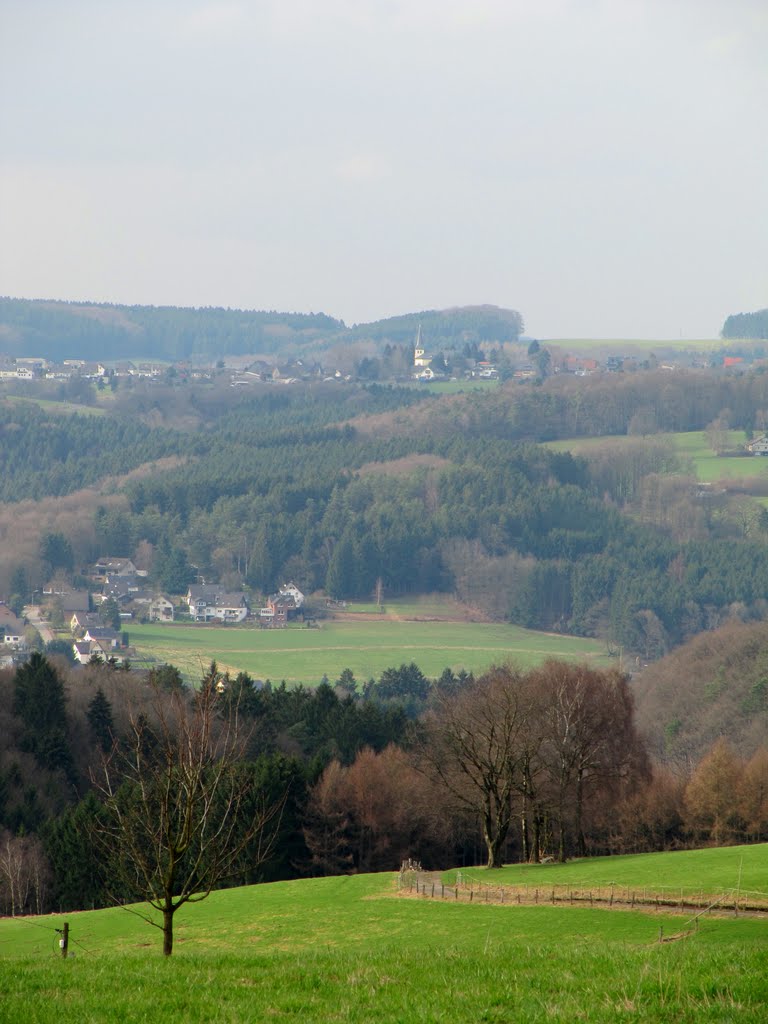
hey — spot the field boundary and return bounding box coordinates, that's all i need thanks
[398,870,768,920]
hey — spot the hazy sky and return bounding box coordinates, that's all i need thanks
[1,0,766,339]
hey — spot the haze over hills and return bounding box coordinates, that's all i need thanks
[0,297,524,363]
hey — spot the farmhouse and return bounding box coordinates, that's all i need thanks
[258,583,304,628]
[101,575,142,603]
[148,596,175,622]
[746,435,768,455]
[70,611,101,635]
[83,626,120,649]
[93,557,138,578]
[186,584,249,622]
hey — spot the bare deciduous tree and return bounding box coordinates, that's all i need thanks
[90,673,284,955]
[0,831,50,916]
[420,661,646,867]
[421,666,529,869]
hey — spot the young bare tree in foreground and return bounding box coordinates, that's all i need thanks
[91,668,283,955]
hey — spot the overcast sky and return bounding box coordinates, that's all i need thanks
[1,0,766,339]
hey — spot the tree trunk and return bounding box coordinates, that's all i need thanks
[557,804,567,863]
[530,811,542,863]
[520,796,530,863]
[483,810,507,869]
[485,830,506,869]
[163,904,174,957]
[576,770,587,857]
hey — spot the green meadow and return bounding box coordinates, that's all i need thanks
[450,843,768,901]
[2,846,768,1023]
[0,393,107,417]
[545,338,722,353]
[128,615,610,684]
[547,430,768,485]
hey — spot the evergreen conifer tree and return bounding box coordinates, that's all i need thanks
[87,687,115,752]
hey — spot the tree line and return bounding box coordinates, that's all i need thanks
[4,648,764,946]
[0,299,525,362]
[722,308,768,341]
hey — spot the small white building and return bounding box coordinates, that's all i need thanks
[746,435,768,456]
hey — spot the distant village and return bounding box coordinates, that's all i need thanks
[0,327,745,392]
[0,556,305,671]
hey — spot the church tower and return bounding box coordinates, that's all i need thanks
[413,325,429,367]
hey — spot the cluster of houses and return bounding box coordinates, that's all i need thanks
[18,557,308,667]
[0,357,173,382]
[184,581,304,626]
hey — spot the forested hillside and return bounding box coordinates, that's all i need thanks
[4,368,768,657]
[5,363,768,915]
[634,620,768,763]
[0,298,523,362]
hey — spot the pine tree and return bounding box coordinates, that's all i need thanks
[12,653,75,780]
[99,597,121,631]
[87,687,115,752]
[325,531,356,599]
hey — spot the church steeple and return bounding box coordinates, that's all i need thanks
[414,324,428,367]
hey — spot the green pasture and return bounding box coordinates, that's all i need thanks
[2,852,768,1023]
[128,618,610,684]
[545,337,722,353]
[450,843,768,900]
[0,393,106,417]
[547,429,768,485]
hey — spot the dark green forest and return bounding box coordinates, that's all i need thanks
[722,307,768,340]
[0,298,523,362]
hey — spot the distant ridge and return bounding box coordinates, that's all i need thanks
[0,297,523,362]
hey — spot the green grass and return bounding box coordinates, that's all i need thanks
[2,853,768,1022]
[449,843,768,900]
[0,393,106,416]
[128,617,610,684]
[546,429,768,485]
[545,338,722,352]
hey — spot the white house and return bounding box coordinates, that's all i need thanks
[186,585,248,622]
[746,435,768,455]
[278,583,305,608]
[149,596,175,622]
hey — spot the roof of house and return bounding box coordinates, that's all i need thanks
[83,626,119,641]
[188,584,248,607]
[59,591,91,613]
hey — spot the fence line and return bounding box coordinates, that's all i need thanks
[397,871,768,917]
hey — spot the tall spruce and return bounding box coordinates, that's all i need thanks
[12,653,75,782]
[87,687,116,752]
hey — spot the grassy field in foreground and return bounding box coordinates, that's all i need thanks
[128,617,610,684]
[547,429,768,484]
[2,850,768,1023]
